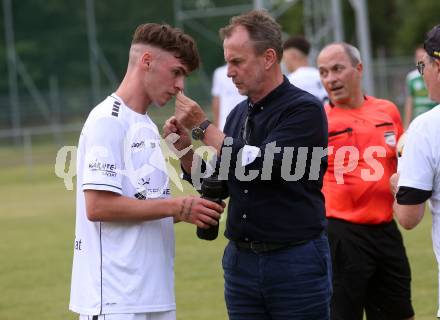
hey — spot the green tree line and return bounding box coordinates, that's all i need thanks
[0,0,438,126]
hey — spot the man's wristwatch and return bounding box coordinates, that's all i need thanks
[191,120,211,140]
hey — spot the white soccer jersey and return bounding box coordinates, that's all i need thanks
[287,66,327,103]
[211,65,246,130]
[398,104,440,317]
[69,94,175,315]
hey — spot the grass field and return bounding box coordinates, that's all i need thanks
[0,135,438,319]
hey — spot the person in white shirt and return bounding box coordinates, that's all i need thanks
[282,35,327,103]
[391,24,440,318]
[211,64,245,130]
[403,45,437,129]
[70,23,224,320]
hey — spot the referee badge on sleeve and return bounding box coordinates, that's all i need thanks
[384,131,396,147]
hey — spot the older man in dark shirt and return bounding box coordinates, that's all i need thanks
[163,10,330,320]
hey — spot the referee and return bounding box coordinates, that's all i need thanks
[318,42,414,320]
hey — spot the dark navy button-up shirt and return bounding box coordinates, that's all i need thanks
[222,76,328,243]
[185,76,328,243]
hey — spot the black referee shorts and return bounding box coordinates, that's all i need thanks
[328,218,414,320]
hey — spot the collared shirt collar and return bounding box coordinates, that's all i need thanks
[247,76,291,114]
[329,95,368,108]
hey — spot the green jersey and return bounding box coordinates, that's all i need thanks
[406,69,437,119]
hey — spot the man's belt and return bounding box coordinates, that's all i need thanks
[234,239,309,254]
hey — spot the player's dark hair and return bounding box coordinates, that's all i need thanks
[132,23,200,72]
[424,24,440,60]
[283,36,310,55]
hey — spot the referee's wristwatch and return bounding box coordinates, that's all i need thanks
[191,119,211,140]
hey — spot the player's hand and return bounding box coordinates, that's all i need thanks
[174,91,206,129]
[163,116,191,152]
[389,172,400,196]
[175,196,224,228]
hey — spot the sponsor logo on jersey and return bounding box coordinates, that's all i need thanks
[131,141,145,149]
[134,188,170,200]
[88,159,117,177]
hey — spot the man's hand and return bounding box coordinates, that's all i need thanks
[163,116,191,152]
[175,91,207,129]
[174,196,225,228]
[390,172,400,196]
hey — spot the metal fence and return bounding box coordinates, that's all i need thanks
[373,55,414,110]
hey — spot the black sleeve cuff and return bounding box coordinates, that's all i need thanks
[181,164,192,184]
[181,154,222,192]
[181,160,207,191]
[396,186,432,205]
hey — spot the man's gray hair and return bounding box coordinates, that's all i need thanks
[341,43,362,66]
